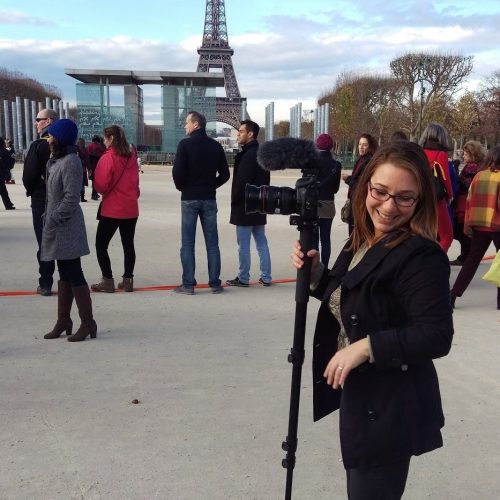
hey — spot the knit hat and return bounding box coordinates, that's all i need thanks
[48,119,78,147]
[316,133,333,151]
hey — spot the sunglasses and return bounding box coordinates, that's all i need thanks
[35,117,48,122]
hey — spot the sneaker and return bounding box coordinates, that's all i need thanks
[211,286,224,294]
[6,206,16,210]
[226,277,249,287]
[173,285,194,295]
[259,278,272,287]
[37,286,52,296]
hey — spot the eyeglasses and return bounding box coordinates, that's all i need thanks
[368,182,418,207]
[35,117,48,122]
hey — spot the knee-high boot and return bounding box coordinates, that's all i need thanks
[67,285,97,342]
[44,281,74,339]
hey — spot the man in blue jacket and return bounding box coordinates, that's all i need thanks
[172,111,230,294]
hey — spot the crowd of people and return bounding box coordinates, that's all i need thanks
[2,107,498,498]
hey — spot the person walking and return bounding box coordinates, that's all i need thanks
[312,133,341,267]
[419,122,454,252]
[342,133,378,234]
[91,125,140,293]
[226,120,272,287]
[450,140,485,265]
[292,141,453,499]
[0,137,16,210]
[22,108,58,296]
[41,119,97,342]
[451,145,500,310]
[172,111,230,294]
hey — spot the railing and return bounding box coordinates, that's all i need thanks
[138,151,238,167]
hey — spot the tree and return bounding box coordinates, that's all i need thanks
[390,52,473,140]
[478,70,500,146]
[448,92,480,148]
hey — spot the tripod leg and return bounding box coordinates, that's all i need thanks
[283,222,315,500]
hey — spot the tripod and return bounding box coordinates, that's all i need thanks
[282,214,317,500]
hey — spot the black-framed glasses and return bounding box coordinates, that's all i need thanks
[35,117,48,122]
[368,182,418,207]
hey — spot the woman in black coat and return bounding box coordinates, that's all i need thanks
[0,137,15,210]
[342,133,378,234]
[293,141,453,499]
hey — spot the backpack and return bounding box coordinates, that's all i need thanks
[431,153,449,201]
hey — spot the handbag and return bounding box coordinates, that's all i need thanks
[431,152,449,201]
[340,199,352,223]
[482,251,500,287]
[95,158,129,220]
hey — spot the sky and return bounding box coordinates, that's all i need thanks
[1,0,499,126]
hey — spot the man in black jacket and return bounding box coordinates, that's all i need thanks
[226,120,272,287]
[22,108,58,296]
[172,111,230,294]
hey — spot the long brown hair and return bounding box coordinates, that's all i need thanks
[103,125,131,157]
[483,145,500,173]
[350,141,438,251]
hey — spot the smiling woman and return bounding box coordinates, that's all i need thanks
[291,140,453,499]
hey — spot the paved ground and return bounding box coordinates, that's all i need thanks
[0,163,498,499]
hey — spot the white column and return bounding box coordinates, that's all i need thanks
[16,96,24,150]
[3,100,11,140]
[12,101,18,151]
[24,98,31,145]
[31,101,37,139]
[45,97,51,109]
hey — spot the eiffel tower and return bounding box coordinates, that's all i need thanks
[196,0,247,129]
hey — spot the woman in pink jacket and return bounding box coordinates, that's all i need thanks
[91,125,140,292]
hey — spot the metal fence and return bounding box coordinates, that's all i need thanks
[138,151,238,167]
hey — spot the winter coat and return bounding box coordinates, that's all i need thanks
[22,131,51,199]
[230,140,270,226]
[172,129,230,200]
[465,168,500,234]
[345,154,372,200]
[41,147,89,261]
[311,235,453,469]
[317,150,341,219]
[0,146,13,182]
[94,148,140,219]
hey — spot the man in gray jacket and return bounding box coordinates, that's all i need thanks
[22,108,58,296]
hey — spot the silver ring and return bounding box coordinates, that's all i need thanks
[337,366,343,371]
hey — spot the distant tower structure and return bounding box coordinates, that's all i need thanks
[197,0,247,129]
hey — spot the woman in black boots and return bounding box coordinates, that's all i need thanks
[41,119,97,342]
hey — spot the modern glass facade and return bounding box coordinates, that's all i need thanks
[162,85,216,152]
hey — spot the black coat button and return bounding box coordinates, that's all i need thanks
[350,314,358,326]
[367,410,378,421]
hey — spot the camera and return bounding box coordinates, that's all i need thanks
[245,172,320,220]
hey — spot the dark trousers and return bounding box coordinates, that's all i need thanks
[0,181,14,208]
[95,217,138,279]
[453,219,471,262]
[31,197,55,290]
[312,218,333,267]
[57,258,87,287]
[453,229,500,300]
[346,458,410,500]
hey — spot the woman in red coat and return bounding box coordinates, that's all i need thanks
[419,122,454,252]
[91,125,140,292]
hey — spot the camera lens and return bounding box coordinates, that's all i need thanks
[245,184,297,215]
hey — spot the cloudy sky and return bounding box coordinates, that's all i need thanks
[1,0,499,126]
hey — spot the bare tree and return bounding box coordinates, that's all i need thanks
[478,70,500,146]
[0,67,62,103]
[390,52,473,140]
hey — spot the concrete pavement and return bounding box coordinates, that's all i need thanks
[0,163,498,499]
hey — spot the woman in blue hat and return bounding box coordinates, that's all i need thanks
[41,119,97,342]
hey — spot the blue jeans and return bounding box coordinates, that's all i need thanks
[180,200,221,288]
[312,218,333,268]
[236,225,272,284]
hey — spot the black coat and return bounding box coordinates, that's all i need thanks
[0,147,13,182]
[317,150,341,200]
[230,140,270,226]
[23,133,51,199]
[311,235,453,469]
[172,129,230,200]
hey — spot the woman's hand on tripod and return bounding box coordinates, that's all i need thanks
[291,241,320,274]
[323,339,371,389]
